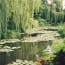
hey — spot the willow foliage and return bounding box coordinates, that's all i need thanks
[0,0,41,38]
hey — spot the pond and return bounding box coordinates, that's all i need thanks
[0,40,52,65]
[0,30,60,65]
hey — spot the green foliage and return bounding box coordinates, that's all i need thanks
[35,0,64,25]
[50,11,64,24]
[52,39,64,53]
[7,30,19,39]
[63,10,65,22]
[51,38,65,55]
[57,24,65,38]
[0,0,65,39]
[42,50,54,60]
[26,18,39,33]
[0,0,41,39]
[58,30,65,38]
[35,1,50,20]
[57,23,65,29]
[52,50,65,65]
[53,0,62,12]
[38,19,48,27]
[47,39,65,65]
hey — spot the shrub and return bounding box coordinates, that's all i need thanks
[57,23,65,38]
[7,30,20,39]
[38,18,48,27]
[52,49,65,65]
[50,39,65,65]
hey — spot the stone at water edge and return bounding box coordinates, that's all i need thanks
[12,62,18,65]
[24,60,29,64]
[11,47,17,49]
[3,46,11,49]
[29,61,33,63]
[16,59,23,63]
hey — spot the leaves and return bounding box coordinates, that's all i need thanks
[0,0,41,39]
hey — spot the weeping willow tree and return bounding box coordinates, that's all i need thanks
[0,0,41,39]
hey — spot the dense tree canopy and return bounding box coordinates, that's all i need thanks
[0,0,65,39]
[0,0,41,39]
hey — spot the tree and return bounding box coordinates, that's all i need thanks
[0,0,41,39]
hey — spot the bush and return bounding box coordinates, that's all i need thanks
[7,30,20,39]
[50,39,65,65]
[50,11,64,24]
[38,18,48,27]
[57,23,65,38]
[52,39,64,53]
[52,50,65,65]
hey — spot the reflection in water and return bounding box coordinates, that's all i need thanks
[0,41,52,65]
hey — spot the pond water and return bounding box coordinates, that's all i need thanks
[0,41,52,65]
[0,29,60,65]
